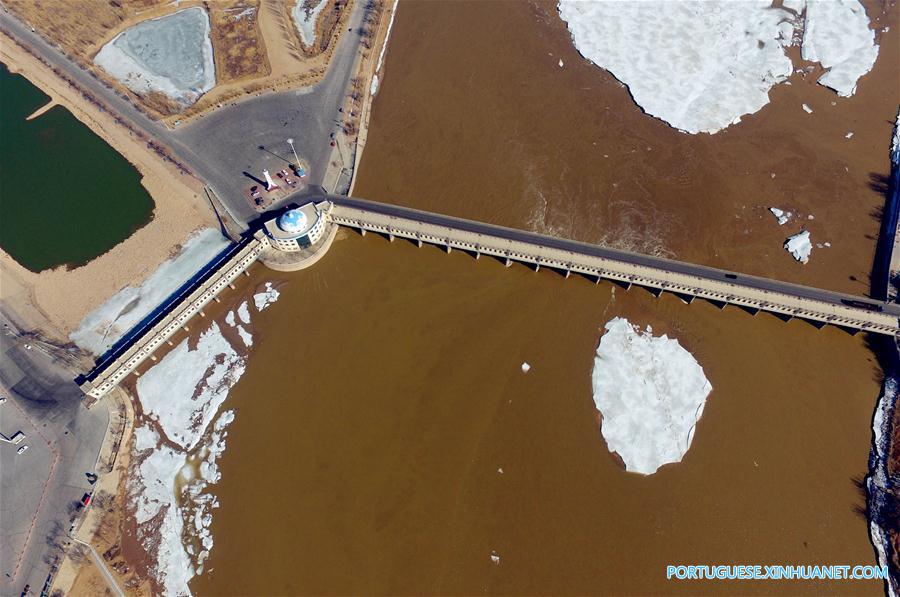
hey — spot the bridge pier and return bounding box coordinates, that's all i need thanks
[359,227,366,236]
[533,262,541,272]
[199,310,206,318]
[213,297,221,303]
[228,283,236,290]
[474,251,480,260]
[445,244,452,254]
[416,238,423,248]
[166,340,174,347]
[243,270,250,276]
[564,269,571,279]
[646,286,663,298]
[505,258,512,267]
[388,233,395,242]
[150,355,157,362]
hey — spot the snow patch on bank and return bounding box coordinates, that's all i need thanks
[71,229,229,356]
[94,6,216,105]
[867,376,899,597]
[801,0,879,97]
[291,0,327,48]
[557,0,879,134]
[591,318,712,475]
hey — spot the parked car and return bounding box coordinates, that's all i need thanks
[16,445,28,455]
[0,396,7,405]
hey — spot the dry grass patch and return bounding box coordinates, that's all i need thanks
[207,0,271,83]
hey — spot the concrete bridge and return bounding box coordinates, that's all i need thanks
[327,196,900,336]
[78,194,900,399]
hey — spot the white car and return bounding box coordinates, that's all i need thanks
[17,445,28,455]
[0,396,6,405]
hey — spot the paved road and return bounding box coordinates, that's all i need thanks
[171,1,367,222]
[0,2,367,226]
[0,311,108,597]
[328,195,900,322]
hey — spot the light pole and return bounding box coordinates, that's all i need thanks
[287,138,300,170]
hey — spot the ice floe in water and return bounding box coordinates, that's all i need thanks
[292,0,327,48]
[71,229,229,356]
[557,0,879,134]
[254,282,280,311]
[800,0,879,97]
[557,0,795,134]
[591,318,712,475]
[769,207,791,225]
[131,317,249,595]
[94,6,216,105]
[784,230,813,263]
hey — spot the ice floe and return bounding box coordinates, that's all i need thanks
[370,74,380,97]
[254,282,280,311]
[769,207,791,225]
[94,7,216,105]
[591,318,712,475]
[557,1,795,134]
[237,301,251,325]
[137,321,245,451]
[71,229,229,356]
[131,317,249,595]
[130,426,192,596]
[801,0,879,97]
[784,230,813,263]
[557,0,879,134]
[521,362,531,373]
[802,103,813,114]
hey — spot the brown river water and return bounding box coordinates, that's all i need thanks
[191,1,898,594]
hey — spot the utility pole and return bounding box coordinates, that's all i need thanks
[287,138,300,170]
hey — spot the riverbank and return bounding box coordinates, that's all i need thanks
[0,35,216,344]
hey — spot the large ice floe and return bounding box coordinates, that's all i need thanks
[591,318,712,475]
[129,289,278,595]
[557,0,879,134]
[71,229,229,356]
[784,230,813,263]
[94,6,216,105]
[291,0,328,48]
[800,0,880,97]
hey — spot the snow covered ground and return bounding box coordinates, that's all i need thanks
[591,318,712,475]
[291,0,327,48]
[129,288,280,594]
[557,0,879,134]
[95,7,216,105]
[71,229,229,356]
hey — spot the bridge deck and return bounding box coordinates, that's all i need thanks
[328,197,900,336]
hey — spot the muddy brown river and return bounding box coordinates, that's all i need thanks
[191,1,898,594]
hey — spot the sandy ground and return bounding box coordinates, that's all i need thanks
[0,38,216,344]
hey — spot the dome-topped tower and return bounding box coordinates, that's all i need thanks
[277,208,309,234]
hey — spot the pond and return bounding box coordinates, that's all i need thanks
[0,62,155,272]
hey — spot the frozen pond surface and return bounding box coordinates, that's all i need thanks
[95,7,216,105]
[292,0,327,48]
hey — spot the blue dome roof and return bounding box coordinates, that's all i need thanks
[278,209,309,234]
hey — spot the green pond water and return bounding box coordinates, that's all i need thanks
[0,62,154,272]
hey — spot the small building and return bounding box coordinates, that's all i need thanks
[263,203,328,252]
